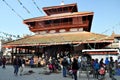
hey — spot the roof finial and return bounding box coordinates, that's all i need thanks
[61,1,64,5]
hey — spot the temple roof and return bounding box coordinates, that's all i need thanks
[43,3,78,15]
[3,31,114,48]
[24,12,93,23]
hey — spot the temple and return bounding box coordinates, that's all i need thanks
[3,3,114,58]
[24,3,93,34]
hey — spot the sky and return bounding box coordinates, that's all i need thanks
[0,0,120,39]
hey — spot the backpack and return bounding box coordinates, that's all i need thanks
[99,67,105,75]
[94,63,100,70]
[109,61,114,70]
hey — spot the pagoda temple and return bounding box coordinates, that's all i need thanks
[3,3,114,58]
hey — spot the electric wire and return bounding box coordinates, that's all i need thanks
[17,0,34,17]
[2,0,24,20]
[32,0,43,14]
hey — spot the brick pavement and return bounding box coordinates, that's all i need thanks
[0,65,120,80]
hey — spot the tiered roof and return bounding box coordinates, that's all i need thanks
[3,31,113,48]
[3,3,113,48]
[43,3,78,15]
[24,12,93,23]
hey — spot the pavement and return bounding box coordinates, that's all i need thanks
[0,65,120,80]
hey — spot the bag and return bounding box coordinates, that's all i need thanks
[112,70,115,75]
[48,64,53,69]
[95,63,100,70]
[72,70,77,74]
[22,64,25,68]
[68,70,73,75]
[99,67,105,75]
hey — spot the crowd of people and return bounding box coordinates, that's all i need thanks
[1,54,120,80]
[45,54,120,80]
[60,55,120,80]
[92,56,120,80]
[13,56,25,76]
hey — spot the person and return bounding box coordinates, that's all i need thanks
[2,56,6,69]
[67,56,71,65]
[105,57,110,72]
[81,56,87,70]
[72,58,79,80]
[13,56,20,76]
[48,62,53,72]
[38,57,41,67]
[109,57,116,80]
[93,58,100,79]
[77,56,81,69]
[30,57,34,68]
[51,57,56,72]
[118,56,120,68]
[114,60,118,69]
[19,56,25,76]
[0,57,2,66]
[61,57,68,77]
[99,58,105,68]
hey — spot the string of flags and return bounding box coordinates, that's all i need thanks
[0,31,20,40]
[32,0,43,14]
[17,0,34,17]
[2,0,44,20]
[2,0,24,20]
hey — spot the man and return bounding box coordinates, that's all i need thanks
[109,57,116,80]
[2,56,6,68]
[13,56,20,76]
[61,57,68,77]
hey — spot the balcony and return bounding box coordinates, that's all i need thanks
[29,21,89,32]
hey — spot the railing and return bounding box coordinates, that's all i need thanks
[44,22,73,27]
[29,21,89,32]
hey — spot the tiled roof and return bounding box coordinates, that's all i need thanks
[3,31,113,47]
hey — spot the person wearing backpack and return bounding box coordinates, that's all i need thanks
[93,58,100,79]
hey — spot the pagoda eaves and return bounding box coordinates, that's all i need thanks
[43,3,78,16]
[23,3,94,33]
